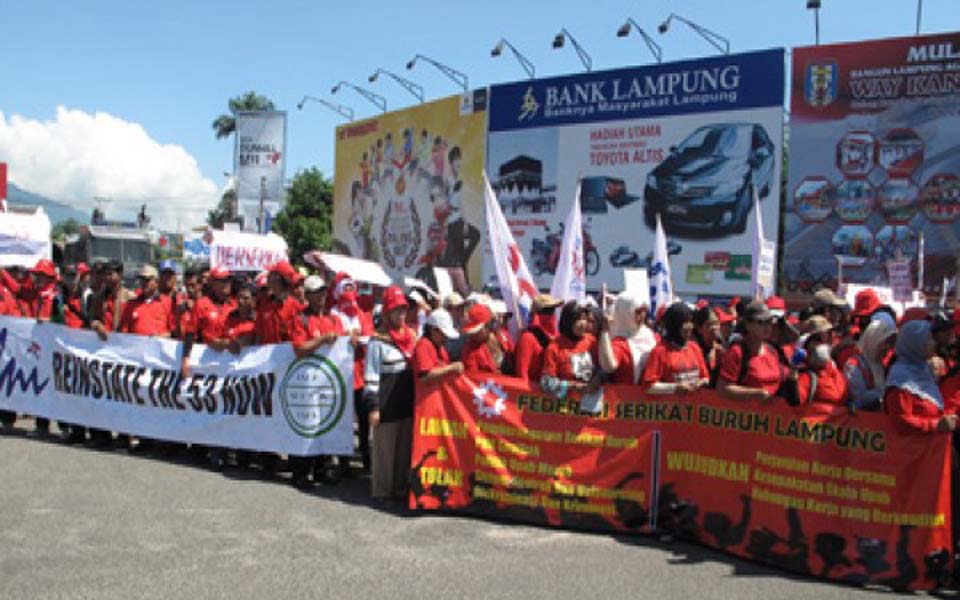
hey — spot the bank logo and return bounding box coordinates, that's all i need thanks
[279,356,347,438]
[472,380,506,418]
[518,87,540,122]
[805,61,837,108]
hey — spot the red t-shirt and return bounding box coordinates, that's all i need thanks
[941,373,960,416]
[541,334,598,382]
[29,284,58,320]
[255,294,303,344]
[884,387,943,434]
[64,297,85,329]
[641,342,708,388]
[0,284,22,316]
[797,362,848,406]
[413,337,450,376]
[835,343,861,373]
[462,336,502,374]
[718,343,786,396]
[194,296,236,343]
[223,309,256,342]
[120,294,174,336]
[330,308,375,390]
[609,337,637,385]
[290,310,340,345]
[515,328,550,383]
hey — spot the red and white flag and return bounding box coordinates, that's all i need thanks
[484,172,538,335]
[550,180,586,303]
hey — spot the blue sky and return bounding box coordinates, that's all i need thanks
[1,0,958,227]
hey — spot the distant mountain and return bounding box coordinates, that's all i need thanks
[7,183,90,225]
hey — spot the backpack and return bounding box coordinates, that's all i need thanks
[526,327,551,350]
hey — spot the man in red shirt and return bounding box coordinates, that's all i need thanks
[221,283,257,350]
[255,261,304,344]
[291,275,339,357]
[27,259,60,322]
[193,266,235,345]
[119,265,175,337]
[796,316,848,406]
[90,260,129,340]
[515,293,562,383]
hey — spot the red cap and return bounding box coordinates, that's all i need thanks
[729,296,741,308]
[462,302,493,335]
[30,259,57,278]
[255,272,269,288]
[76,262,90,276]
[851,288,882,318]
[715,307,735,324]
[765,296,787,317]
[268,261,298,284]
[695,299,709,309]
[382,285,408,313]
[900,306,931,325]
[208,266,231,281]
[787,314,800,326]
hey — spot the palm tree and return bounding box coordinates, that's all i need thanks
[211,91,276,140]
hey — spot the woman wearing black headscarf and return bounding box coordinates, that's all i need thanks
[540,301,601,400]
[640,302,709,394]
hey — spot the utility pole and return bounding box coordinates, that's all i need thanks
[259,176,266,234]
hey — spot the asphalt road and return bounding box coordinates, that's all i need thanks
[0,420,900,600]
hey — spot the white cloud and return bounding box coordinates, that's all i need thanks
[0,107,218,231]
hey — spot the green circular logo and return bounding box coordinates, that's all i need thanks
[279,356,347,438]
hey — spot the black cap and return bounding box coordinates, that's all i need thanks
[741,300,774,322]
[106,259,124,274]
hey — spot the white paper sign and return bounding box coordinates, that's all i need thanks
[210,230,288,271]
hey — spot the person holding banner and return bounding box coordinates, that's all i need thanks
[692,305,724,387]
[254,261,303,345]
[844,317,896,411]
[515,294,563,383]
[461,303,510,375]
[598,291,656,386]
[717,301,799,405]
[193,267,236,347]
[364,285,416,501]
[90,260,129,339]
[412,309,463,384]
[540,301,601,399]
[119,265,175,337]
[884,320,957,435]
[640,302,709,395]
[794,316,849,406]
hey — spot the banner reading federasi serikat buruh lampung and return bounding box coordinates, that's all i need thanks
[485,49,785,297]
[785,33,960,303]
[332,92,488,288]
[235,111,287,232]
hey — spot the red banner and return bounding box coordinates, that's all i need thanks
[412,375,952,590]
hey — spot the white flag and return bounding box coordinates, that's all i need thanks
[550,181,586,302]
[483,173,538,335]
[650,213,674,316]
[751,184,776,299]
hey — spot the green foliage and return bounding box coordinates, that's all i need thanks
[273,168,333,265]
[51,218,81,242]
[212,91,276,140]
[207,188,236,228]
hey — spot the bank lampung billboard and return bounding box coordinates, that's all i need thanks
[332,92,488,287]
[484,49,785,296]
[785,33,960,300]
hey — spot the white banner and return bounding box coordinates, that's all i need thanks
[210,230,288,272]
[0,208,51,267]
[0,317,354,455]
[234,111,287,232]
[550,182,586,303]
[887,259,913,303]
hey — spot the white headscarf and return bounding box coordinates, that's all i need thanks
[857,318,896,391]
[612,291,657,384]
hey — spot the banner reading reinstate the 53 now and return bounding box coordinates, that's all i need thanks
[484,49,785,297]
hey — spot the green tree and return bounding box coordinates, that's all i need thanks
[207,187,237,228]
[273,168,333,265]
[211,91,276,140]
[51,218,81,243]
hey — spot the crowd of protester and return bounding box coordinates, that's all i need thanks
[1,257,960,512]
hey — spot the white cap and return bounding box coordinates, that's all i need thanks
[489,299,508,315]
[425,309,460,339]
[304,275,327,293]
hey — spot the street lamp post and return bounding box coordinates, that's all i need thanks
[296,95,354,121]
[552,28,592,72]
[368,68,424,103]
[491,38,536,79]
[405,54,469,92]
[331,81,387,113]
[658,13,730,55]
[616,18,663,63]
[807,0,821,45]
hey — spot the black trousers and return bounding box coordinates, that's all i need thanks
[355,389,370,465]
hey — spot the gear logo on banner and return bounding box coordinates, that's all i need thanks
[278,356,347,438]
[472,380,507,418]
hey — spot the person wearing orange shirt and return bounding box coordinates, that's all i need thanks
[193,267,236,345]
[884,320,956,434]
[118,265,175,337]
[718,301,798,405]
[460,303,508,375]
[412,309,463,383]
[254,261,303,345]
[640,302,709,395]
[26,259,62,434]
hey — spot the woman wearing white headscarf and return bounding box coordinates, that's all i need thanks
[843,317,896,411]
[884,320,957,434]
[599,291,657,385]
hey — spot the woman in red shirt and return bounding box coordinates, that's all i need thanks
[884,320,956,434]
[641,302,708,394]
[599,291,656,385]
[796,316,848,406]
[515,294,563,383]
[540,301,600,400]
[460,303,509,374]
[412,309,464,383]
[718,300,797,404]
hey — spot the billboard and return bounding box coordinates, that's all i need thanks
[785,33,960,301]
[234,111,287,233]
[485,49,785,296]
[332,92,488,287]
